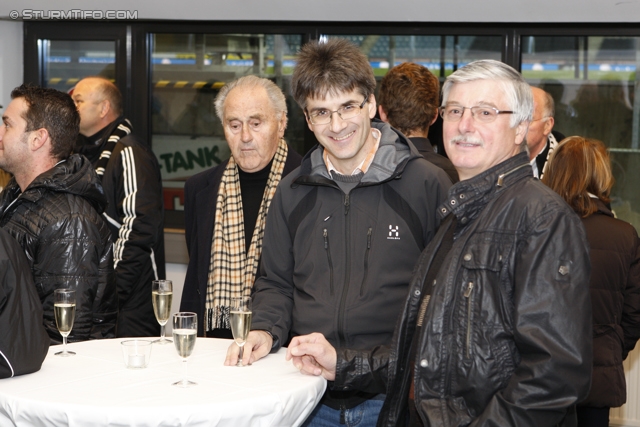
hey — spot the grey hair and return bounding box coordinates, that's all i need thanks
[214,75,288,124]
[441,59,533,128]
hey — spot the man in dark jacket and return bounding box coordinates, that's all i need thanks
[378,62,459,183]
[180,75,302,338]
[526,86,562,179]
[0,84,117,343]
[72,77,165,337]
[224,39,451,425]
[0,227,49,378]
[287,60,593,427]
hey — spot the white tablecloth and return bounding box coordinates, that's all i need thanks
[0,338,326,427]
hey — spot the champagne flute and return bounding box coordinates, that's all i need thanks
[152,280,173,344]
[54,289,76,357]
[172,312,197,387]
[230,296,252,367]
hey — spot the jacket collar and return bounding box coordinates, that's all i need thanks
[593,197,615,218]
[409,137,435,155]
[294,119,418,186]
[437,151,533,224]
[0,154,108,216]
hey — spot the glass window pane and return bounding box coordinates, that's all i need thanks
[522,35,640,231]
[324,34,502,78]
[150,33,303,228]
[42,40,116,92]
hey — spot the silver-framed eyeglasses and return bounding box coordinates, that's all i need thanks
[306,99,367,125]
[439,105,514,123]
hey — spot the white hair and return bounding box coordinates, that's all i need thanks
[441,59,533,128]
[214,75,288,126]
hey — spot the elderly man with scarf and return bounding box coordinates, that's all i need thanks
[180,75,302,338]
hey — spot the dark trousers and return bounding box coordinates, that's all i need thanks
[577,406,610,427]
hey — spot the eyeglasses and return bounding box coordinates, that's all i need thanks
[306,99,367,125]
[439,105,514,123]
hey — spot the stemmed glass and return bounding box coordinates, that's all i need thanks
[152,280,173,344]
[230,296,252,367]
[54,289,76,357]
[172,312,197,387]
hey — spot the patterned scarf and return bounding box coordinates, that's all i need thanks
[94,119,133,178]
[205,139,288,331]
[539,132,559,180]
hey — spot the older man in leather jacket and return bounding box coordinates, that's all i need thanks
[287,60,593,427]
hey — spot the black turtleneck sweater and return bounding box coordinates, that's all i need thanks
[238,159,273,253]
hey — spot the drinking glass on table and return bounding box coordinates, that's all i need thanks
[54,289,76,357]
[172,312,197,387]
[230,296,252,367]
[152,280,173,344]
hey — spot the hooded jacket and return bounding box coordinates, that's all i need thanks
[0,154,117,343]
[251,120,451,409]
[333,152,593,427]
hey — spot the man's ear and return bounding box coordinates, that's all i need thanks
[99,100,111,119]
[543,116,555,136]
[515,121,529,146]
[367,94,377,119]
[278,114,288,138]
[29,128,50,152]
[378,105,389,123]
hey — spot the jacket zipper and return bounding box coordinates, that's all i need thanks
[323,229,334,296]
[337,193,351,347]
[360,227,372,296]
[464,281,474,359]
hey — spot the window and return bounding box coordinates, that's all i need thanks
[150,33,303,227]
[325,34,502,80]
[23,22,640,234]
[42,40,116,92]
[522,35,640,230]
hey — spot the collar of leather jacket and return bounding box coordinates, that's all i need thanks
[437,151,532,224]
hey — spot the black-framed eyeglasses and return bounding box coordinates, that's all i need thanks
[439,105,514,123]
[306,99,368,125]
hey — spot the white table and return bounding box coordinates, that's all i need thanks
[0,338,326,427]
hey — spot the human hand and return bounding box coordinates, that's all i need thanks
[286,333,336,381]
[224,330,273,366]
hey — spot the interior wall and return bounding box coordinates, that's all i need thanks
[0,0,639,23]
[0,20,22,113]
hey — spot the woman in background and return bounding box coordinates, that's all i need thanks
[543,136,640,427]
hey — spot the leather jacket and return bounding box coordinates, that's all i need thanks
[334,152,593,427]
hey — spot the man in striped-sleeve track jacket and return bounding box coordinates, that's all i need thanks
[73,76,166,338]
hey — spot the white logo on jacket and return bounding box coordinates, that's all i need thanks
[388,225,400,240]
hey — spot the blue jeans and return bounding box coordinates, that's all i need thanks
[302,397,384,427]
